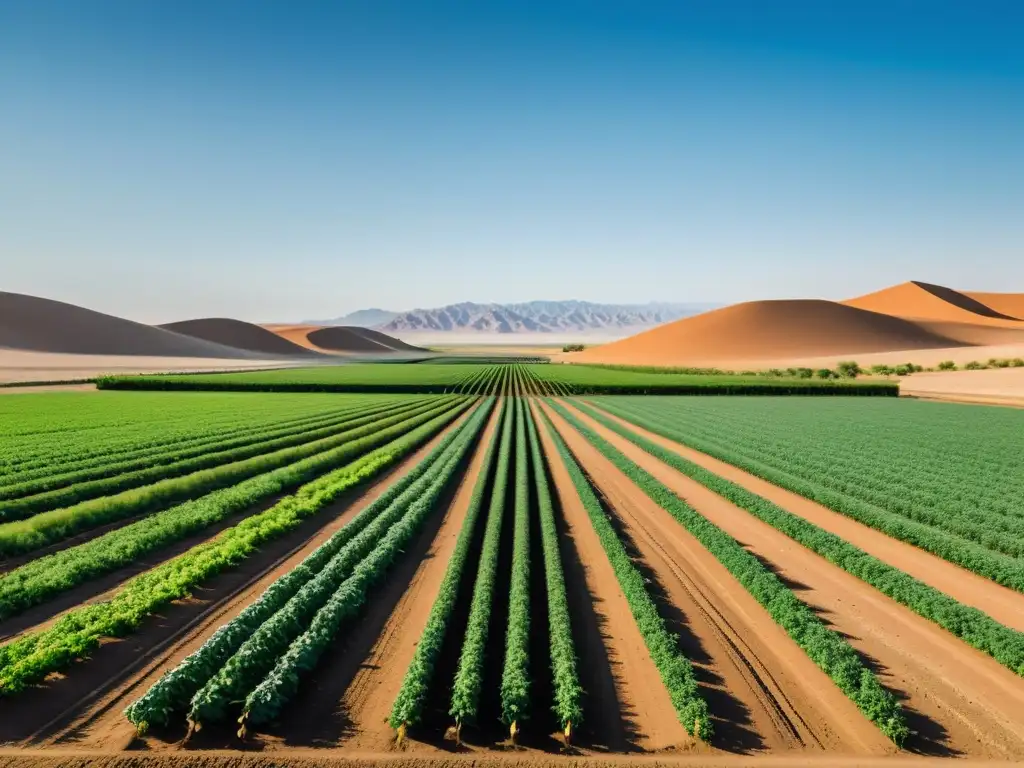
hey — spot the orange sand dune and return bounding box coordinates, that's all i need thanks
[844,281,1023,325]
[0,292,256,358]
[571,299,966,366]
[964,291,1024,321]
[161,318,320,358]
[262,324,423,354]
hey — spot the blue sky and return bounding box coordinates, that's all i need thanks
[1,1,1022,322]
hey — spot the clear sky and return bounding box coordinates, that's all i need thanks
[1,1,1022,323]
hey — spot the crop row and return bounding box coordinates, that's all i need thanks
[0,397,407,502]
[0,402,469,694]
[534,406,710,739]
[125,398,493,732]
[1,392,368,475]
[0,398,424,518]
[388,400,507,736]
[572,400,1024,680]
[0,399,470,621]
[589,397,1024,590]
[0,398,457,557]
[547,401,908,744]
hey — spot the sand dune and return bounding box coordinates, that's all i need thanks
[0,292,256,358]
[964,291,1024,321]
[844,281,1022,325]
[571,299,966,366]
[161,318,320,358]
[263,323,423,354]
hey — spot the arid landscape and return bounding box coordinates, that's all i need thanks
[4,3,1022,767]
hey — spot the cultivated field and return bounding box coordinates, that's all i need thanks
[1,363,1022,768]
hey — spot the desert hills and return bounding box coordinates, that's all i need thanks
[572,281,1024,368]
[0,292,424,379]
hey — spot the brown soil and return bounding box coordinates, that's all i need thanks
[1,411,472,749]
[531,402,692,753]
[582,404,1024,633]
[537,404,891,758]
[557,402,1024,758]
[159,320,321,358]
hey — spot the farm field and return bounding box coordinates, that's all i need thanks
[96,362,898,396]
[1,370,1022,768]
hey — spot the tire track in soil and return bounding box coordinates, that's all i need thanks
[561,400,1024,759]
[14,407,476,751]
[272,402,504,752]
[532,401,691,754]
[541,401,893,758]
[584,401,1024,633]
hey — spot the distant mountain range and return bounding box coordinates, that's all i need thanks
[308,300,717,334]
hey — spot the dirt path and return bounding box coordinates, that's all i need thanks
[16,409,476,751]
[532,401,692,753]
[582,401,1024,632]
[280,402,505,751]
[539,403,891,758]
[558,401,1024,758]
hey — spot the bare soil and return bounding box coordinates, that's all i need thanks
[558,402,1024,759]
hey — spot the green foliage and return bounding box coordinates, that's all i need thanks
[964,360,985,370]
[836,361,861,378]
[562,344,586,352]
[500,400,532,728]
[238,401,494,729]
[592,396,1024,578]
[388,401,506,730]
[536,408,710,740]
[0,399,467,622]
[524,404,582,732]
[449,400,516,726]
[554,401,907,744]
[0,398,455,556]
[583,398,1024,679]
[0,406,466,696]
[125,400,488,729]
[938,360,957,370]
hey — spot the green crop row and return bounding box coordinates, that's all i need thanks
[184,400,492,729]
[0,400,467,622]
[388,401,506,733]
[239,401,493,730]
[500,399,532,733]
[534,406,710,740]
[449,399,516,729]
[0,398,404,503]
[548,401,907,744]
[0,398,454,556]
[124,399,490,730]
[574,399,1024,679]
[589,398,1024,589]
[524,403,582,736]
[0,398,421,518]
[0,405,467,695]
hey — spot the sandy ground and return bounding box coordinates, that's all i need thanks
[558,402,1024,759]
[0,350,297,385]
[897,367,1024,404]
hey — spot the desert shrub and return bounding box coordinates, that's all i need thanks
[796,368,814,379]
[870,364,893,376]
[815,369,835,380]
[562,344,586,353]
[938,360,956,371]
[992,358,1011,368]
[1012,358,1024,368]
[836,361,861,379]
[964,361,986,370]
